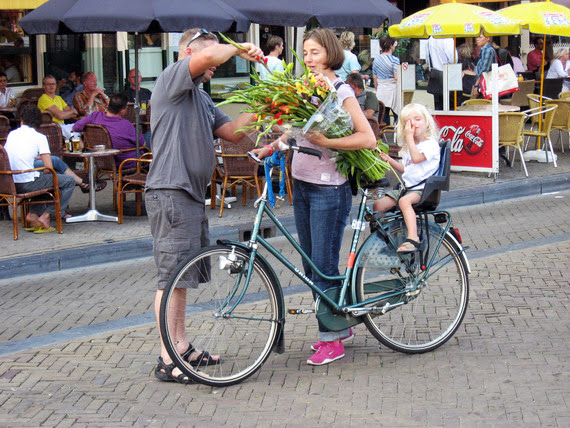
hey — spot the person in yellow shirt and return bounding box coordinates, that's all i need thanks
[37,75,78,139]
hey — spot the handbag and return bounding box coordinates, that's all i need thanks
[480,64,519,100]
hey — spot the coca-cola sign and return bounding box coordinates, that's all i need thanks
[434,113,496,171]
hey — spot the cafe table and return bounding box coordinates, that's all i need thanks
[64,148,120,223]
[456,104,520,112]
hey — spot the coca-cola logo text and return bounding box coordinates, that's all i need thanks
[439,124,486,155]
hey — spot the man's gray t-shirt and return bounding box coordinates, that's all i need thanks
[146,56,231,203]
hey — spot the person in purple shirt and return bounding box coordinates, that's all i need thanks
[72,93,145,168]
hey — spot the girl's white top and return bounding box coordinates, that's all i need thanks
[401,138,440,189]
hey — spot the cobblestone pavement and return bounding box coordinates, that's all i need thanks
[0,192,569,426]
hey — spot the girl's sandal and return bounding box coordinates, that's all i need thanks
[154,357,193,384]
[397,238,421,253]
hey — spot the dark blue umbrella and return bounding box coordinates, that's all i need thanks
[21,0,251,34]
[222,0,403,27]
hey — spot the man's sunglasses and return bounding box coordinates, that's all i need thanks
[187,28,209,47]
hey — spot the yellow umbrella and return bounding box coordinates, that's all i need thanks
[498,0,570,147]
[497,0,570,36]
[389,0,521,39]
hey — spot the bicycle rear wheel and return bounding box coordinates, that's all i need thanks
[355,220,469,353]
[159,244,283,387]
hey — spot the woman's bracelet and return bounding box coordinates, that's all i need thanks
[264,144,273,155]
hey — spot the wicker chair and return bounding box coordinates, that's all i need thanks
[462,98,492,106]
[82,124,148,209]
[559,91,570,100]
[41,110,54,124]
[499,112,528,176]
[117,152,152,223]
[37,123,88,181]
[544,99,570,154]
[523,103,558,167]
[124,102,136,124]
[0,145,62,240]
[0,115,10,145]
[211,136,261,217]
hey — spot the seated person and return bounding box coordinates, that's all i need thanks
[346,72,379,121]
[124,69,152,105]
[72,93,146,168]
[33,154,107,196]
[58,70,83,107]
[4,105,76,231]
[73,72,109,116]
[0,72,16,110]
[37,75,78,140]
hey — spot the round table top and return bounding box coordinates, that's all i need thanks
[63,148,120,158]
[456,104,520,112]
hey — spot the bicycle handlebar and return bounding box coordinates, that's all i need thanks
[247,137,322,165]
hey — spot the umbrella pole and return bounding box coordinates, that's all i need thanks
[537,34,546,149]
[134,32,141,158]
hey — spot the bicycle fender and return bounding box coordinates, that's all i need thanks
[216,239,286,354]
[445,232,471,274]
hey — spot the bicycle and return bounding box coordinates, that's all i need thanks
[159,139,470,387]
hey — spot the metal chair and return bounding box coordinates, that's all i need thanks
[211,136,262,217]
[0,145,62,240]
[545,99,570,154]
[499,112,528,176]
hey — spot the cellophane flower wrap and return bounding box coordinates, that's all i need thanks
[216,34,390,187]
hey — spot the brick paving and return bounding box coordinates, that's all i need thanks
[0,192,569,426]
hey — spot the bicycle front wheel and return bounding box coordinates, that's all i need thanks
[159,244,283,387]
[355,221,469,354]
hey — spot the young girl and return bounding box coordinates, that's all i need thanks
[373,103,440,252]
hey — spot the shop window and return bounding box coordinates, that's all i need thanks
[0,9,36,85]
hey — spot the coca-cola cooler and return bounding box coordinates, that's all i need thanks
[433,111,499,173]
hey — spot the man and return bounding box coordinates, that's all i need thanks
[4,105,75,232]
[1,56,21,83]
[145,28,262,384]
[124,69,152,105]
[346,72,379,121]
[258,35,284,80]
[72,93,145,169]
[58,70,83,106]
[0,72,16,111]
[527,37,546,73]
[37,75,78,140]
[73,72,109,116]
[425,36,457,110]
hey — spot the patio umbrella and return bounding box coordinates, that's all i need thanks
[497,0,570,101]
[21,0,251,155]
[497,0,570,149]
[222,0,403,28]
[388,0,521,38]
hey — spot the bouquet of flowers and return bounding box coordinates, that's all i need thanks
[217,34,391,187]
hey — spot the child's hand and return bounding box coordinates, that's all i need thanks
[379,151,391,162]
[404,119,415,142]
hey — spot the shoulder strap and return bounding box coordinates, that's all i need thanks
[333,80,345,90]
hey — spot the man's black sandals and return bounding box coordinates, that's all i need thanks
[154,357,193,384]
[181,344,221,367]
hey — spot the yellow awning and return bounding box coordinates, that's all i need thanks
[0,0,49,10]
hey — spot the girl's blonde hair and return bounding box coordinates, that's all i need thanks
[396,103,439,151]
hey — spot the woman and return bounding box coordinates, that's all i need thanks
[473,33,495,98]
[457,44,476,105]
[254,28,376,366]
[373,34,400,125]
[335,31,361,80]
[546,48,570,93]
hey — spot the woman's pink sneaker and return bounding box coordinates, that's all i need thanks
[311,328,354,351]
[307,341,345,366]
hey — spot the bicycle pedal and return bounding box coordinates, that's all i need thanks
[288,308,315,315]
[274,196,285,209]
